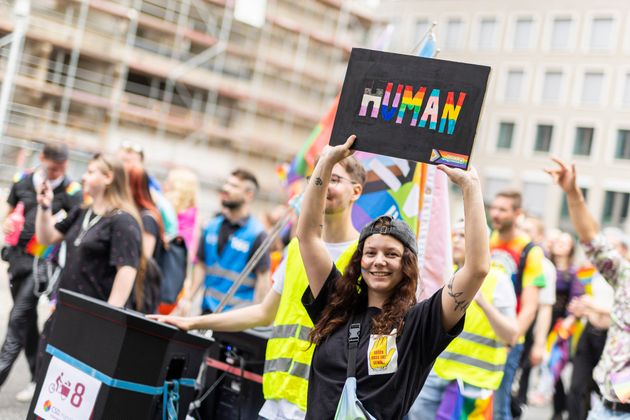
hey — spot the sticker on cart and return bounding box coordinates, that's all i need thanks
[34,356,101,420]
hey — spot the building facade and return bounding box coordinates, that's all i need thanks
[0,0,382,216]
[379,0,630,232]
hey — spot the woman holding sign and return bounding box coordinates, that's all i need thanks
[297,135,489,419]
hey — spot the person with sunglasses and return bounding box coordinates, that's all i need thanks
[296,135,489,419]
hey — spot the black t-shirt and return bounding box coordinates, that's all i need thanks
[7,172,82,249]
[195,215,270,274]
[55,207,141,301]
[141,211,162,259]
[302,265,464,420]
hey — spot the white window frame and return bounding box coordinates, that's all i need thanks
[604,122,630,166]
[443,16,467,51]
[482,167,514,204]
[582,11,620,53]
[564,118,603,163]
[506,13,540,52]
[521,173,552,219]
[470,13,505,52]
[572,67,610,108]
[523,116,562,159]
[543,12,579,53]
[538,68,566,105]
[487,113,525,156]
[496,63,532,104]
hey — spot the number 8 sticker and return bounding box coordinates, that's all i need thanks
[71,383,85,408]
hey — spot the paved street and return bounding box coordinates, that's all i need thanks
[0,260,552,419]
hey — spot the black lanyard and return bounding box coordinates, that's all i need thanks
[347,312,362,378]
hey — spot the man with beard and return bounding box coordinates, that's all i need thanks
[488,190,545,420]
[180,168,270,314]
[150,156,366,419]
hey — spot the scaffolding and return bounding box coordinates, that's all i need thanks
[0,0,383,204]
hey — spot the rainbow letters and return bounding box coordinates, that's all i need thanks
[358,82,467,135]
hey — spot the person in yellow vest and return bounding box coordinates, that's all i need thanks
[407,220,519,419]
[149,154,366,419]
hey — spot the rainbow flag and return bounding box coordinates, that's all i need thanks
[436,381,493,420]
[25,235,58,259]
[576,266,595,296]
[545,318,582,382]
[281,26,452,297]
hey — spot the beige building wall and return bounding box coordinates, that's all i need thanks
[379,0,630,232]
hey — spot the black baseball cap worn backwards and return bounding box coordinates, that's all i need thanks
[359,215,418,256]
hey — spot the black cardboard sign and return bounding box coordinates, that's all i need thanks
[330,48,491,169]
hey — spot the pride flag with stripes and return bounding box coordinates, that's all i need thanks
[25,235,59,259]
[436,381,493,420]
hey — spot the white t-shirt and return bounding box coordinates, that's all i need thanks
[492,269,517,319]
[271,240,355,295]
[591,272,614,310]
[538,257,557,306]
[262,239,356,420]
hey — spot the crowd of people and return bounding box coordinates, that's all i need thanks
[0,138,628,420]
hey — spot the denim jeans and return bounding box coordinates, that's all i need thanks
[493,343,523,420]
[406,371,451,420]
[587,399,630,420]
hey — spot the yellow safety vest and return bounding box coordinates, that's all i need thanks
[433,268,508,390]
[262,238,357,410]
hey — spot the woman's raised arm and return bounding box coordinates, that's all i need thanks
[438,166,490,331]
[296,135,355,298]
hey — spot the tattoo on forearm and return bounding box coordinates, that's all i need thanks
[447,275,469,312]
[314,177,323,186]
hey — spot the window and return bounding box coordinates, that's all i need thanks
[497,122,515,150]
[550,17,572,50]
[505,70,524,102]
[483,177,511,203]
[478,18,497,51]
[513,17,533,50]
[541,71,563,103]
[573,127,594,156]
[445,18,463,50]
[590,17,613,51]
[581,72,604,104]
[534,124,553,152]
[602,190,630,227]
[523,182,548,217]
[615,129,630,160]
[415,19,430,44]
[623,73,630,107]
[560,187,588,218]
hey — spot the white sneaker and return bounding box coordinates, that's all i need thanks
[15,382,36,403]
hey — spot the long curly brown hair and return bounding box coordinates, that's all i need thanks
[309,240,419,345]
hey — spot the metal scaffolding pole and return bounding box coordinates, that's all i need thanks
[180,0,234,144]
[56,0,90,135]
[0,0,30,150]
[107,3,140,147]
